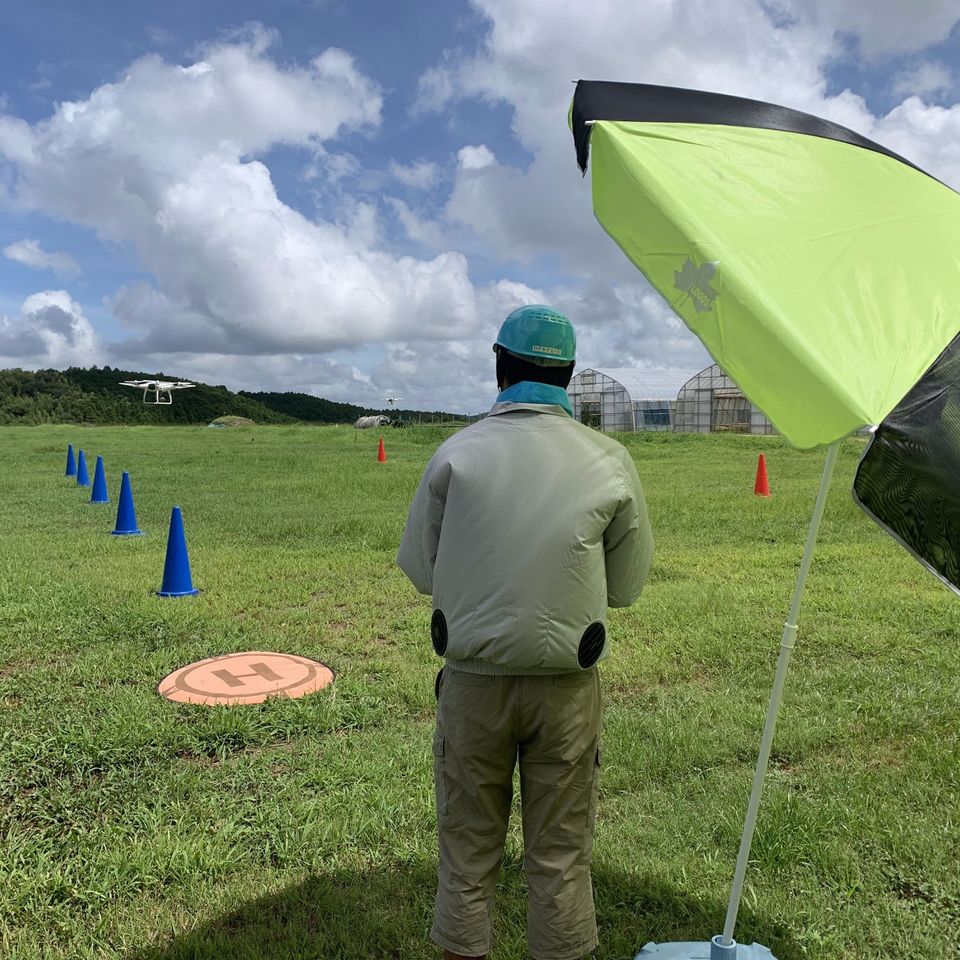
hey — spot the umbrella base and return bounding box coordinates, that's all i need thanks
[636,936,777,959]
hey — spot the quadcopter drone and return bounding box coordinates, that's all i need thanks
[120,379,196,405]
[384,396,407,427]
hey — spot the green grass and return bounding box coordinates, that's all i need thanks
[1,424,957,960]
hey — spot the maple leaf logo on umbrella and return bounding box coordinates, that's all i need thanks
[674,257,719,313]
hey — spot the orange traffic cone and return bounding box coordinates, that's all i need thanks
[377,436,387,463]
[754,453,770,497]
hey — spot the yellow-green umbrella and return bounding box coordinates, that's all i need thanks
[571,80,960,593]
[569,80,960,960]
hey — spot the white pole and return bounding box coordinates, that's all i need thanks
[721,442,840,946]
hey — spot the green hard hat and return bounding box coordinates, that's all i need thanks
[493,304,576,365]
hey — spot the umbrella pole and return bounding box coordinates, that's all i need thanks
[720,443,840,947]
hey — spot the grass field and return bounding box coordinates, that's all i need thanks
[1,424,957,960]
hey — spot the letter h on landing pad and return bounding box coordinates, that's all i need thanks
[211,661,283,688]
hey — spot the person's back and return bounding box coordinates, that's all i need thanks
[410,404,649,672]
[397,305,653,960]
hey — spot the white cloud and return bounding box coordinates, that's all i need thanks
[117,350,380,403]
[97,272,709,415]
[417,1,836,127]
[892,62,954,100]
[0,28,480,360]
[0,114,35,164]
[414,62,456,115]
[795,0,960,58]
[389,159,439,188]
[457,145,496,170]
[0,290,99,368]
[870,98,960,186]
[4,6,960,414]
[405,0,960,396]
[3,239,80,278]
[301,149,362,184]
[386,197,448,250]
[145,24,176,47]
[355,277,712,413]
[413,0,847,282]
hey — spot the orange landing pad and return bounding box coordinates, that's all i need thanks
[159,651,334,706]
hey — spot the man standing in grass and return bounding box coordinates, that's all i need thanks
[398,305,653,960]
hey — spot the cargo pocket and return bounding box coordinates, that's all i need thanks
[433,732,448,818]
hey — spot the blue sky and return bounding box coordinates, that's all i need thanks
[1,1,959,412]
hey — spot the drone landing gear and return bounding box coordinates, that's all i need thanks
[144,388,174,405]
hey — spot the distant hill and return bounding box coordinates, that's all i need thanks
[240,390,463,425]
[0,367,294,425]
[0,366,464,426]
[237,390,369,424]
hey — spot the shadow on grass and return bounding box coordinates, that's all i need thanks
[592,864,805,960]
[126,861,804,960]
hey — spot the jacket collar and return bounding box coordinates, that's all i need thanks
[491,381,573,417]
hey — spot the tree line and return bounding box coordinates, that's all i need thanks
[0,367,463,426]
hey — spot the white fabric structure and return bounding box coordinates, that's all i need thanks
[354,415,391,429]
[566,367,699,432]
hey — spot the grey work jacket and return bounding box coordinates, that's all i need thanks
[397,401,653,674]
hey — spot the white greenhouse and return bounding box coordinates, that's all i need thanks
[674,364,775,435]
[566,367,698,433]
[565,364,777,435]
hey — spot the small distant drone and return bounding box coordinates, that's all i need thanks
[120,379,196,405]
[384,396,406,427]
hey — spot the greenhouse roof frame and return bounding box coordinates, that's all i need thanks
[581,366,702,401]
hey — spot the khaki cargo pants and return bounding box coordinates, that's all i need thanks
[431,666,602,960]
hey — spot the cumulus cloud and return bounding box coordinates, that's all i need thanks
[0,27,479,360]
[795,0,960,58]
[361,278,711,414]
[113,349,382,404]
[0,290,99,368]
[385,197,448,250]
[389,159,439,188]
[412,0,846,280]
[401,0,960,396]
[418,0,960,217]
[892,62,954,100]
[457,145,496,170]
[3,6,960,413]
[3,238,80,278]
[120,273,708,415]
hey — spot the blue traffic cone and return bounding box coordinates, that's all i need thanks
[65,444,76,477]
[90,456,109,503]
[76,449,90,487]
[111,472,142,536]
[157,506,200,597]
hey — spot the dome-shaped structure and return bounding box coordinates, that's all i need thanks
[566,367,699,432]
[674,364,775,435]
